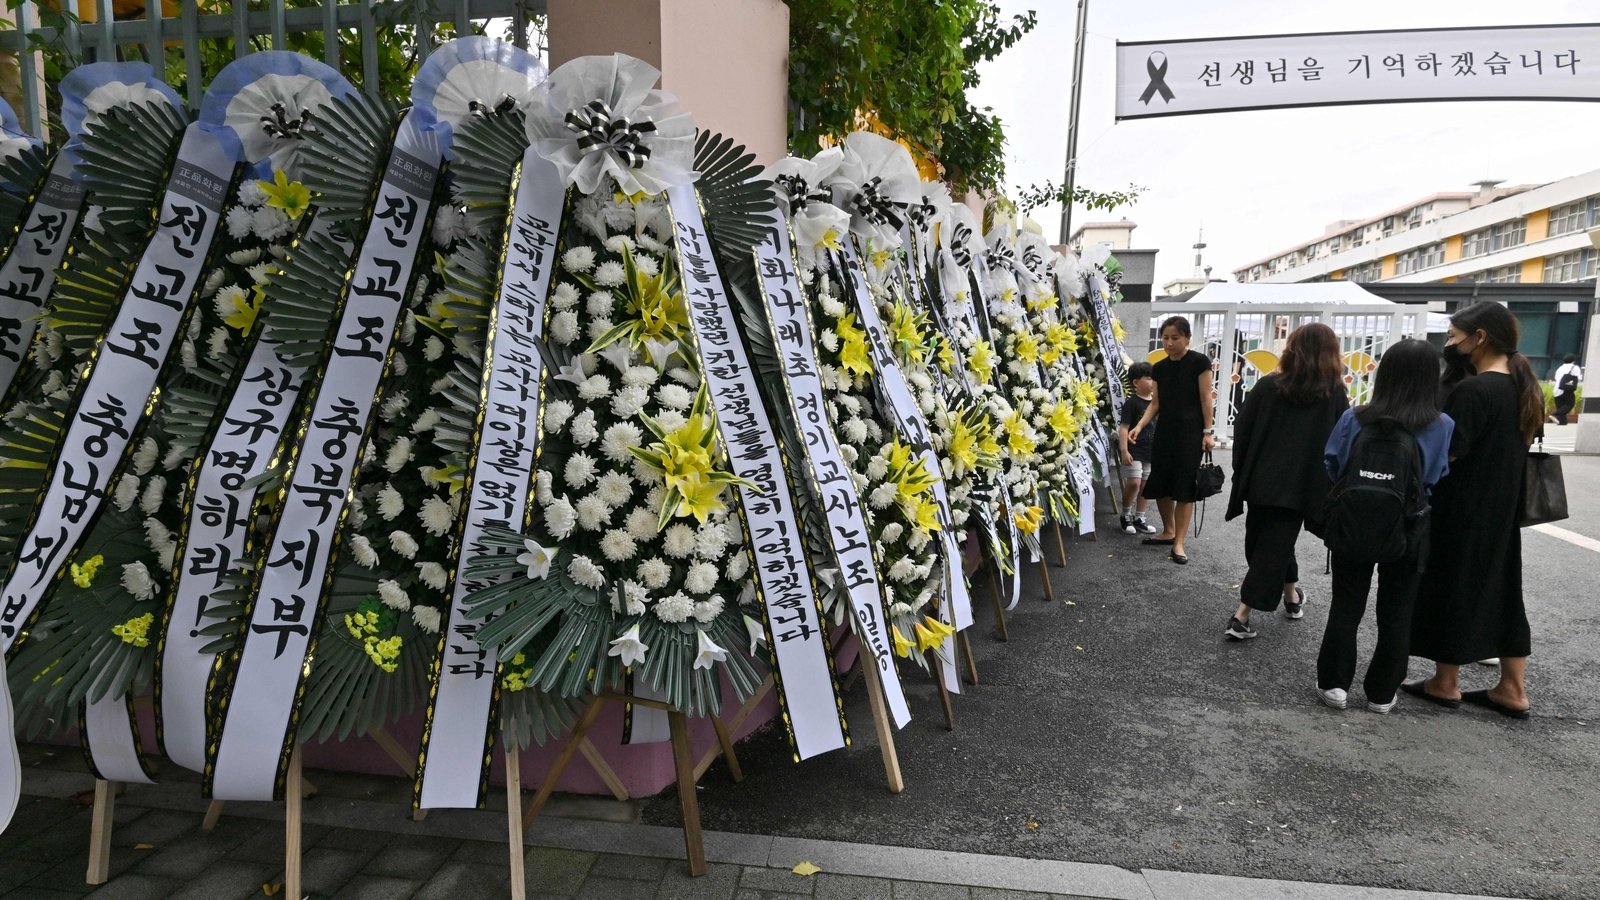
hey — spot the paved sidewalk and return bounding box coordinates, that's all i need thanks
[3,745,1527,900]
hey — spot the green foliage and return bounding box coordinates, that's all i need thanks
[1016,180,1145,216]
[786,0,1036,195]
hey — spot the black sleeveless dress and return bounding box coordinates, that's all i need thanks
[1142,350,1211,503]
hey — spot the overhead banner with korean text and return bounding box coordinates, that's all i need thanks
[1117,24,1600,120]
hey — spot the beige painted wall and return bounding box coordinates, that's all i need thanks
[548,0,790,165]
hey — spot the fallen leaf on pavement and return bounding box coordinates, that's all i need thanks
[792,861,821,877]
[1026,820,1040,829]
[134,843,153,850]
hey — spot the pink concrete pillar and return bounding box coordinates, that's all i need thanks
[547,0,790,165]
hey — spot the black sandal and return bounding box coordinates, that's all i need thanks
[1461,689,1531,720]
[1169,551,1188,565]
[1142,537,1175,546]
[1399,681,1461,709]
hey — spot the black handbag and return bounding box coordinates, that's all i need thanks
[1195,450,1225,500]
[1521,441,1568,527]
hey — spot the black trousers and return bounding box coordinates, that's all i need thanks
[1316,554,1420,704]
[1554,390,1577,423]
[1240,505,1302,612]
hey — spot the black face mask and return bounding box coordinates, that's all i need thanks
[1441,340,1470,365]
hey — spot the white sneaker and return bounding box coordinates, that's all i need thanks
[1367,695,1398,714]
[1316,686,1348,709]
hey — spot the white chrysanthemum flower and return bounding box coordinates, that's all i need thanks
[390,530,419,559]
[663,524,696,559]
[378,579,410,610]
[251,206,291,241]
[551,281,581,309]
[562,246,596,273]
[236,180,268,207]
[565,452,598,488]
[625,507,658,540]
[420,496,454,536]
[212,284,248,322]
[545,497,577,539]
[132,437,158,476]
[603,234,635,255]
[907,528,932,551]
[685,562,717,595]
[377,484,405,520]
[820,293,846,318]
[865,453,889,482]
[669,366,699,387]
[412,408,440,433]
[113,476,139,512]
[551,310,580,345]
[224,206,253,240]
[206,326,231,361]
[819,329,839,352]
[602,422,643,464]
[349,534,379,568]
[569,554,606,589]
[543,399,575,433]
[654,409,687,433]
[577,373,611,402]
[694,521,729,560]
[384,436,413,473]
[417,561,449,591]
[586,290,615,317]
[570,409,598,446]
[611,385,649,418]
[593,260,626,287]
[621,580,649,616]
[638,557,671,589]
[621,364,659,388]
[422,335,445,361]
[842,418,870,444]
[596,472,633,508]
[655,383,692,410]
[631,253,659,278]
[139,476,166,515]
[576,495,611,531]
[693,596,724,623]
[586,317,614,342]
[121,562,157,602]
[888,558,915,582]
[411,605,442,634]
[868,483,897,509]
[654,592,694,624]
[838,443,858,465]
[880,522,903,544]
[534,471,555,506]
[600,529,637,562]
[380,392,410,422]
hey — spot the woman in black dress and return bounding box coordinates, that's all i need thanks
[1404,302,1544,719]
[1221,323,1349,641]
[1129,316,1216,564]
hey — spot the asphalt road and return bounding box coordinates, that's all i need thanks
[643,448,1600,900]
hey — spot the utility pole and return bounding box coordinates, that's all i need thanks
[1058,0,1091,246]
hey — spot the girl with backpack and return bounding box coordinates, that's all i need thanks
[1316,339,1454,713]
[1404,302,1544,719]
[1128,316,1216,565]
[1222,323,1349,642]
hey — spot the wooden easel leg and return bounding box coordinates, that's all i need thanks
[985,564,1009,641]
[856,659,904,794]
[201,799,225,831]
[709,717,743,783]
[85,779,115,885]
[694,675,773,782]
[926,651,954,731]
[369,726,428,821]
[1053,521,1069,567]
[576,738,630,801]
[505,745,526,900]
[1038,557,1054,601]
[285,746,303,900]
[666,710,707,877]
[959,632,978,686]
[523,694,606,828]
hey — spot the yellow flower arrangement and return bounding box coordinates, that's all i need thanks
[836,312,873,378]
[111,612,154,648]
[258,169,311,219]
[70,554,105,589]
[967,339,996,384]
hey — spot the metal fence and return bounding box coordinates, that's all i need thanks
[0,0,547,136]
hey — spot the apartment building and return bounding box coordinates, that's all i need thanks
[1233,172,1600,287]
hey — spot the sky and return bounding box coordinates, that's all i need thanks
[968,1,1600,287]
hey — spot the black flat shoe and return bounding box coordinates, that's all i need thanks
[1142,537,1175,546]
[1461,689,1531,720]
[1169,551,1188,565]
[1399,681,1461,709]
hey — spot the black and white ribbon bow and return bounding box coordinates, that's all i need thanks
[986,240,1022,275]
[260,101,314,140]
[950,223,974,270]
[908,195,938,232]
[469,94,519,118]
[773,173,830,212]
[849,176,905,231]
[1022,244,1047,276]
[564,99,657,169]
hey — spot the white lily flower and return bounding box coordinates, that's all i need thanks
[554,355,592,387]
[642,338,678,371]
[599,340,634,374]
[607,623,649,668]
[526,53,697,196]
[693,630,728,671]
[517,538,557,580]
[743,614,767,657]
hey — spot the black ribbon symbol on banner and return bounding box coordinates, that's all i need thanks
[1139,52,1176,105]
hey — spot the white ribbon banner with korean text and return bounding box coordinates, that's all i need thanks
[416,150,562,809]
[0,156,85,400]
[668,183,846,761]
[0,125,235,655]
[1118,24,1600,120]
[208,115,439,801]
[753,207,910,730]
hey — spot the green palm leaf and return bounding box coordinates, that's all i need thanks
[692,131,777,260]
[0,143,52,245]
[75,100,191,233]
[297,92,400,225]
[451,109,530,238]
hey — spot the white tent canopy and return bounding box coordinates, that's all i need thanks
[1186,280,1387,305]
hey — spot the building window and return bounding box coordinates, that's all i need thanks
[1348,260,1383,283]
[1486,264,1523,284]
[1548,200,1590,237]
[1543,250,1587,283]
[1395,242,1446,275]
[1490,218,1526,252]
[1462,228,1492,258]
[1420,242,1445,268]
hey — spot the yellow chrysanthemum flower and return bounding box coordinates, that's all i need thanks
[968,339,996,384]
[836,312,873,377]
[1001,410,1037,457]
[111,612,154,648]
[1015,332,1039,365]
[70,554,105,589]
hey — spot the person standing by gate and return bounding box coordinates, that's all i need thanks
[1405,302,1543,719]
[1129,316,1215,565]
[1550,353,1582,425]
[1221,323,1349,642]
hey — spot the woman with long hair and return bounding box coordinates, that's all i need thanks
[1129,316,1215,564]
[1404,302,1544,718]
[1221,323,1349,641]
[1316,339,1453,711]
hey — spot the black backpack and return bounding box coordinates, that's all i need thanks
[1321,418,1429,566]
[1559,370,1580,394]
